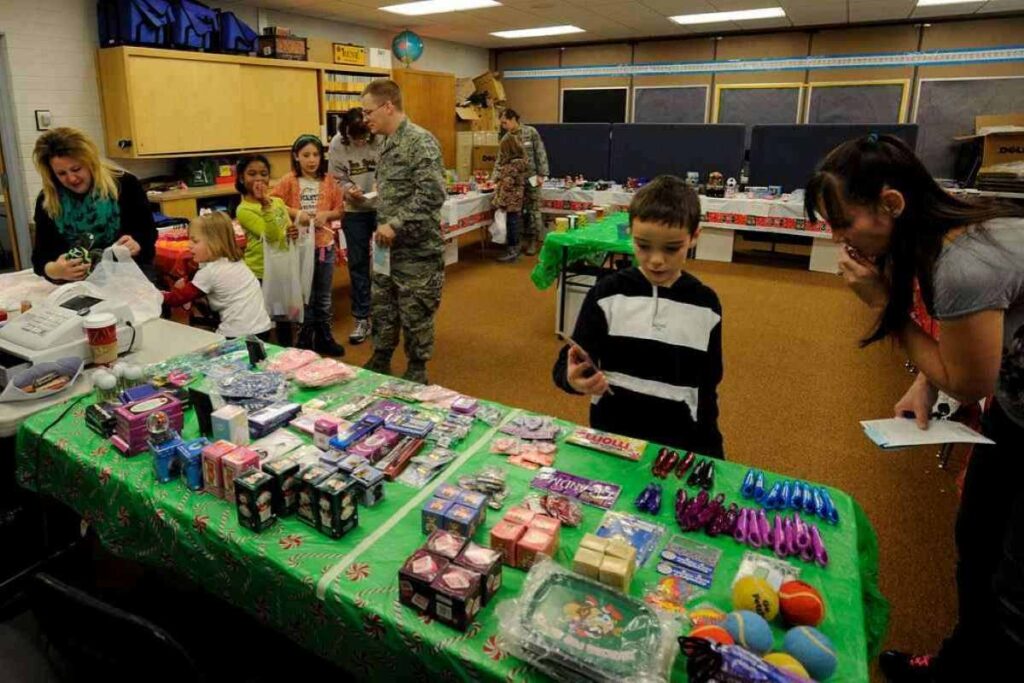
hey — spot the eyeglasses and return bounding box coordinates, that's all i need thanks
[363,103,386,118]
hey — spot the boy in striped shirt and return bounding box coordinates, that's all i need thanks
[553,175,724,457]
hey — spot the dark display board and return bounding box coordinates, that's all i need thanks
[633,86,708,124]
[561,88,628,124]
[531,123,612,180]
[609,124,745,183]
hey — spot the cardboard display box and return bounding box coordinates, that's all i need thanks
[473,71,506,103]
[955,113,1024,169]
[472,145,499,173]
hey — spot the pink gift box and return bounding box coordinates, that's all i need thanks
[201,440,237,498]
[221,446,260,503]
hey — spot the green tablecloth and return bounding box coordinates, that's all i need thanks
[531,213,635,290]
[16,368,887,682]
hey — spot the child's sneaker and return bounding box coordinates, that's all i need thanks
[497,247,520,263]
[349,318,371,345]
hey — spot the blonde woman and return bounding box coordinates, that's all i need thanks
[31,127,156,282]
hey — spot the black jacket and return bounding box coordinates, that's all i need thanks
[32,172,156,279]
[553,267,725,457]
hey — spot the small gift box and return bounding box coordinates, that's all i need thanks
[455,542,502,605]
[236,470,276,533]
[314,473,359,539]
[430,565,482,631]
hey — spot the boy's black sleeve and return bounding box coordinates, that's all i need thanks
[698,292,725,457]
[552,283,610,394]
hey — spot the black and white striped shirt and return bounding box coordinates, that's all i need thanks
[554,267,724,457]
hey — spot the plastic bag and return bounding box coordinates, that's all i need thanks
[490,209,507,244]
[495,558,679,683]
[296,221,316,304]
[262,237,303,323]
[86,245,162,324]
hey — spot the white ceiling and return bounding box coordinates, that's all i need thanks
[236,0,1024,48]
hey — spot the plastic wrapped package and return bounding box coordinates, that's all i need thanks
[293,359,358,388]
[496,559,679,683]
[678,638,809,682]
[264,348,320,376]
[213,370,288,401]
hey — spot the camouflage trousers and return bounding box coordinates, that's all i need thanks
[370,256,445,363]
[522,184,544,241]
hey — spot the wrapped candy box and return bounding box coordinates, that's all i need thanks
[113,393,184,455]
[315,473,359,539]
[201,440,237,498]
[262,455,300,516]
[426,529,467,560]
[504,506,536,526]
[296,464,334,528]
[444,504,479,538]
[516,528,556,570]
[338,453,368,475]
[314,416,342,450]
[211,405,249,445]
[236,470,276,533]
[456,490,488,526]
[489,520,526,567]
[430,565,482,631]
[221,446,260,503]
[434,483,462,501]
[455,542,503,605]
[399,549,448,615]
[350,464,386,507]
[422,497,453,535]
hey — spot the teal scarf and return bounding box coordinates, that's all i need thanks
[54,188,120,248]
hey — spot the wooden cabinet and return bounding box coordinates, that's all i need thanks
[96,47,337,158]
[392,68,456,168]
[239,65,319,149]
[128,57,241,155]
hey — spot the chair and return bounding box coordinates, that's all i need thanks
[28,572,205,682]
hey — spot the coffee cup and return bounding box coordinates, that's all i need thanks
[83,313,118,365]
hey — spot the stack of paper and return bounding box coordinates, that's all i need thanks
[860,418,994,450]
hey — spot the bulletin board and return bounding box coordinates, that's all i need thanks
[913,76,1024,179]
[561,88,629,124]
[632,86,709,123]
[713,84,803,147]
[609,124,745,183]
[805,81,909,125]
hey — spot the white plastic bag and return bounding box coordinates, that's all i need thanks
[490,209,507,245]
[86,246,162,324]
[262,237,304,323]
[296,222,316,304]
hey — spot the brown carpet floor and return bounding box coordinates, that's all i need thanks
[331,243,962,672]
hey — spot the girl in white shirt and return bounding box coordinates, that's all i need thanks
[163,212,272,339]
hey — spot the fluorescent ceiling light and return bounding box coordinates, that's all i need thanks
[491,25,585,39]
[916,0,984,5]
[670,7,786,25]
[380,0,500,16]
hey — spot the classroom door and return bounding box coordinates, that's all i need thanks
[392,69,455,168]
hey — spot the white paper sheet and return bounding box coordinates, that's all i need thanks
[860,417,994,450]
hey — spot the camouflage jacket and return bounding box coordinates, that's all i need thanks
[495,124,550,178]
[377,117,446,260]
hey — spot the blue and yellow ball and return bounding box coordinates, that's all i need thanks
[783,626,837,680]
[723,610,774,655]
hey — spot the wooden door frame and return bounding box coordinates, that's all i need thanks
[0,34,30,271]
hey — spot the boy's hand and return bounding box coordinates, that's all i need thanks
[566,344,609,396]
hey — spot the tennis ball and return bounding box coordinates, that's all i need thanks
[764,652,810,678]
[784,626,838,680]
[779,580,825,627]
[689,624,735,645]
[723,610,774,655]
[732,576,779,621]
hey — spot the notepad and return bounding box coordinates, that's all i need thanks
[860,417,994,450]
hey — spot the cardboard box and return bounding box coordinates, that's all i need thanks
[399,550,448,614]
[334,43,367,66]
[473,107,498,133]
[472,145,499,173]
[456,77,476,103]
[473,71,506,103]
[473,131,499,147]
[954,113,1024,169]
[307,37,332,64]
[431,565,482,631]
[457,132,474,180]
[259,35,307,61]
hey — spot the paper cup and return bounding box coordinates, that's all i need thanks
[83,313,118,365]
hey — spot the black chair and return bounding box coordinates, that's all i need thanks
[28,572,205,682]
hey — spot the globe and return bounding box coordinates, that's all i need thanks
[392,30,424,67]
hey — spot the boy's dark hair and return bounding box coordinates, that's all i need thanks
[338,108,375,146]
[629,175,701,234]
[500,108,520,122]
[289,134,328,179]
[235,154,271,194]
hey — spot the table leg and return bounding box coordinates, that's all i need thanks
[558,246,568,335]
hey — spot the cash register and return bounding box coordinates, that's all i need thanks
[0,282,140,373]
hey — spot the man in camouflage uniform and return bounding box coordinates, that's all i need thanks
[361,79,446,384]
[496,109,549,255]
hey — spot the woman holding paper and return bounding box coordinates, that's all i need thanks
[805,134,1024,682]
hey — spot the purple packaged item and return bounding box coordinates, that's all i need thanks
[349,428,402,462]
[680,638,809,682]
[362,399,408,422]
[451,396,479,415]
[529,469,621,509]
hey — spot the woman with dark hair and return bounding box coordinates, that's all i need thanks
[328,108,380,345]
[271,135,345,355]
[806,134,1024,682]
